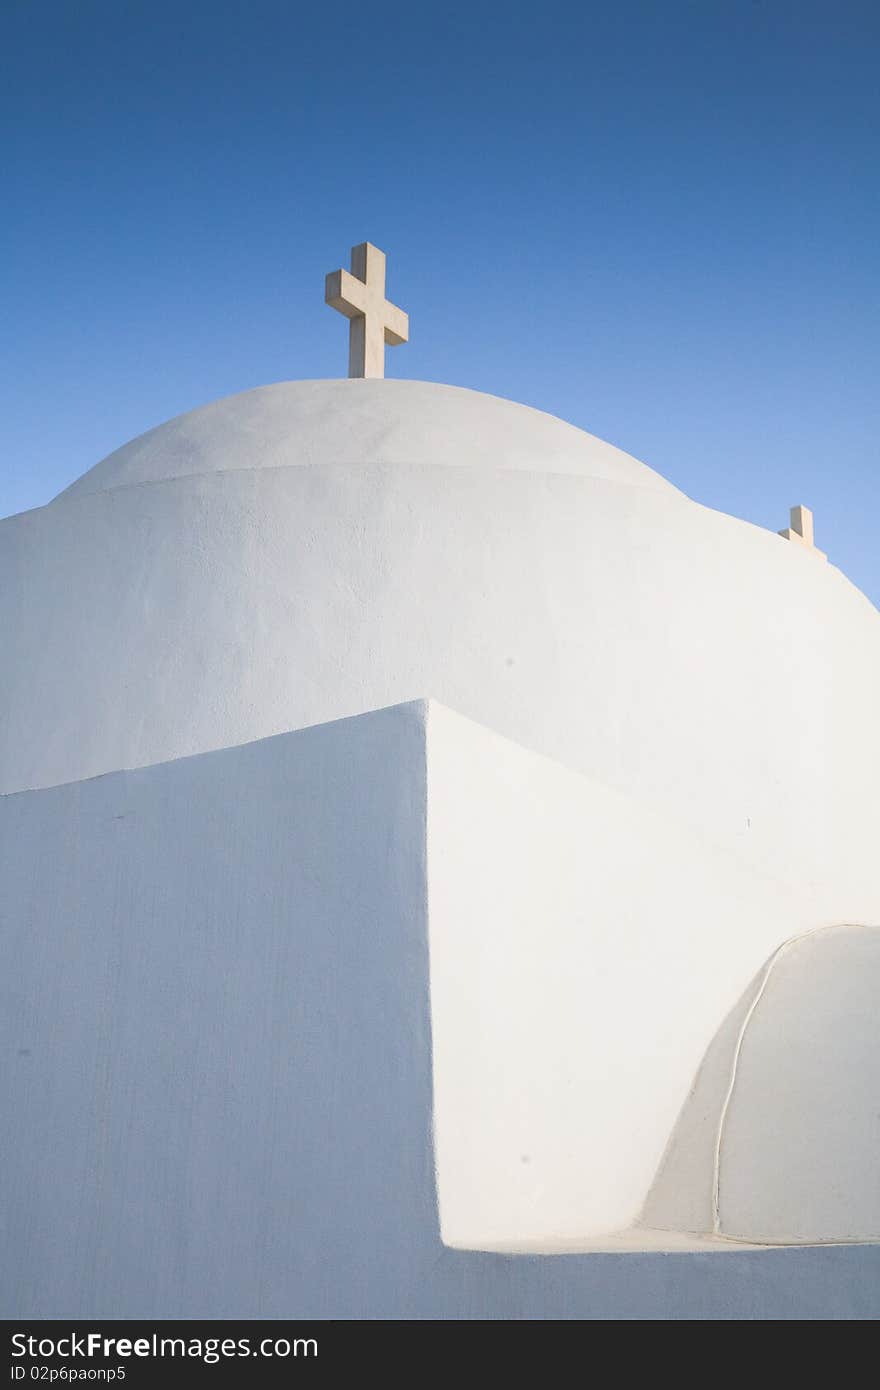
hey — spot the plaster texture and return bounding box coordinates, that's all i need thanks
[3,703,879,1318]
[2,381,878,923]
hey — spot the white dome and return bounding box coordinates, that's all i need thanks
[2,378,879,910]
[58,379,680,499]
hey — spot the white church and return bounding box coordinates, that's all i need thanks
[2,243,878,1319]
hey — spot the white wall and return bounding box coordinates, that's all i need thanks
[0,704,432,1318]
[3,702,879,1317]
[426,705,880,1251]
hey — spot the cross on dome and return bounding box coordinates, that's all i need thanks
[325,242,409,379]
[778,505,826,561]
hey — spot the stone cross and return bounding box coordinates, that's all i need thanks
[778,505,826,561]
[325,242,409,379]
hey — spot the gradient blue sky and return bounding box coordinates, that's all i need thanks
[3,1,878,601]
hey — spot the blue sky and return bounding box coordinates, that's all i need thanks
[3,1,878,602]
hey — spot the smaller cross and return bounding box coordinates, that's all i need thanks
[325,242,409,379]
[778,505,826,561]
